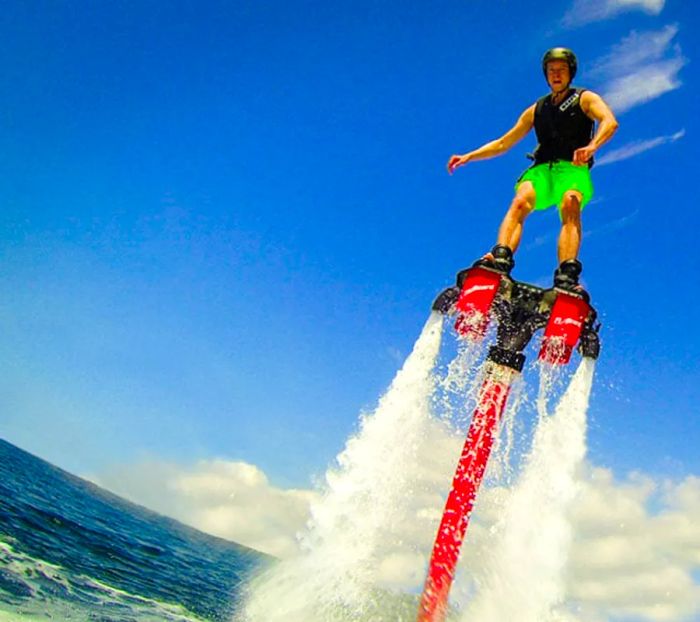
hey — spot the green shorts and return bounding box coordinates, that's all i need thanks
[515,161,593,212]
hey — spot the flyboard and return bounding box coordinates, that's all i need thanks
[416,256,600,622]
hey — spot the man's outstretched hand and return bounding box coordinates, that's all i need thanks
[447,154,470,175]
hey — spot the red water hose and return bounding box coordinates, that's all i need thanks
[417,363,516,622]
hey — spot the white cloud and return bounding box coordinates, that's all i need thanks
[591,25,687,114]
[92,458,319,558]
[596,129,685,166]
[567,468,700,621]
[564,0,665,27]
[602,57,686,113]
[590,24,680,76]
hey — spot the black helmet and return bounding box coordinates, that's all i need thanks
[542,47,578,80]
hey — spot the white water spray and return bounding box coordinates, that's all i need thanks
[237,304,598,622]
[435,337,485,431]
[459,358,596,621]
[239,312,454,621]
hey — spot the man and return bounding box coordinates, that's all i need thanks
[447,48,619,290]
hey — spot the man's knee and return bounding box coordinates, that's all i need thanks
[510,190,535,217]
[561,191,582,221]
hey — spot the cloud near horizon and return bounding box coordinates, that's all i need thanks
[567,468,700,621]
[93,457,700,621]
[92,459,319,558]
[563,0,665,27]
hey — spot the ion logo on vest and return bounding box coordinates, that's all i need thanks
[559,91,580,112]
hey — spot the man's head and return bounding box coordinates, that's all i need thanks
[542,47,577,93]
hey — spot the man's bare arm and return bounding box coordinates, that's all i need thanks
[447,105,535,174]
[573,91,619,166]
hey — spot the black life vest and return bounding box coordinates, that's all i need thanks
[532,88,594,166]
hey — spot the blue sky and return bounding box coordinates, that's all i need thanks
[0,0,697,492]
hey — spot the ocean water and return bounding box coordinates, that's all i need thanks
[0,439,268,621]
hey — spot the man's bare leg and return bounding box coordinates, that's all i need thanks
[557,191,583,263]
[496,181,536,252]
[553,190,584,290]
[482,181,536,265]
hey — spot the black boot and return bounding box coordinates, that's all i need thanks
[554,259,583,291]
[475,244,515,275]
